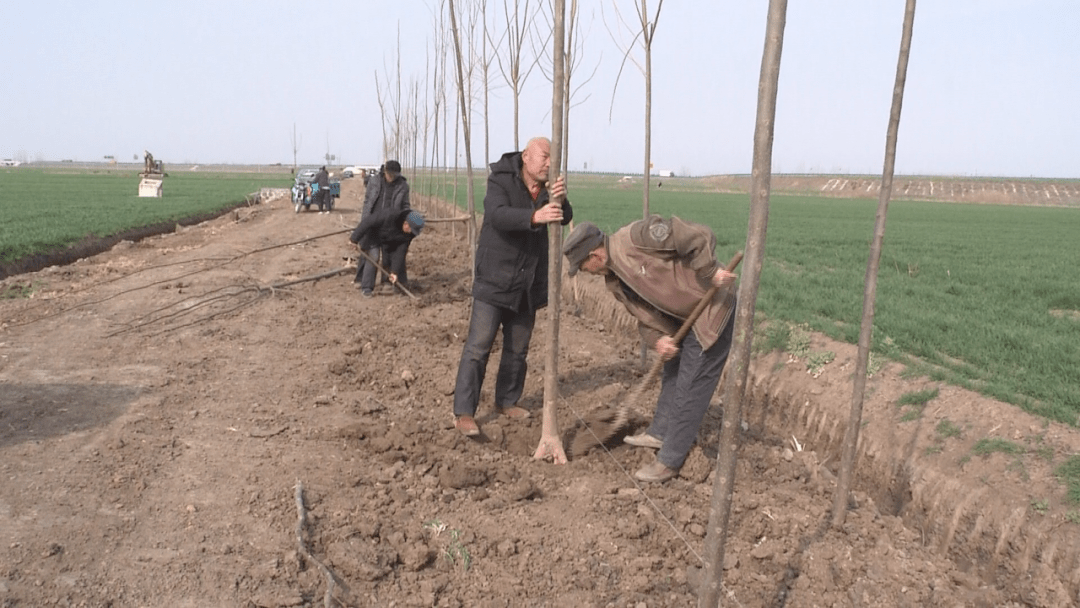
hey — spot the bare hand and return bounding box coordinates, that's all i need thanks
[388,273,398,284]
[656,335,679,361]
[548,176,567,201]
[532,201,564,225]
[712,268,737,288]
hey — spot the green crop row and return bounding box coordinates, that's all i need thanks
[0,168,291,263]
[417,170,1080,425]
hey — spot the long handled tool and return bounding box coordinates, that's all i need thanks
[570,251,743,457]
[356,248,418,300]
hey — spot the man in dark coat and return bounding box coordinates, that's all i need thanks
[362,161,409,218]
[350,208,425,296]
[451,137,572,437]
[355,160,411,291]
[311,166,331,212]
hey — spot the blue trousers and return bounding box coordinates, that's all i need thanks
[453,299,536,417]
[649,315,734,469]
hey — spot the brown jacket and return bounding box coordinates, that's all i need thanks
[604,215,736,350]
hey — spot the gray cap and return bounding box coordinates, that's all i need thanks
[562,222,605,276]
[406,210,425,236]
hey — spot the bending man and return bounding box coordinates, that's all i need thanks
[349,209,425,296]
[562,216,737,483]
[355,160,410,293]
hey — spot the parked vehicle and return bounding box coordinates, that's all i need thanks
[291,169,340,213]
[295,168,318,184]
[343,165,380,181]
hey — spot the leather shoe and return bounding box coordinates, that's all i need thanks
[634,460,678,483]
[497,405,531,420]
[624,433,663,449]
[454,415,480,437]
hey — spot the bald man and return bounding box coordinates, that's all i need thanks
[451,137,572,437]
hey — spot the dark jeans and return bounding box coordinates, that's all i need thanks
[355,241,411,291]
[453,299,536,417]
[649,314,735,470]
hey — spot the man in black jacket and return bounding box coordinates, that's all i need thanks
[362,161,409,218]
[451,137,572,436]
[349,208,425,296]
[311,166,331,213]
[356,161,410,291]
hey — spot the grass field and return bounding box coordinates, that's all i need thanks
[419,170,1080,425]
[0,168,291,263]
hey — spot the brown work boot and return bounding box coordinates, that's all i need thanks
[497,405,531,420]
[634,459,678,483]
[454,415,480,437]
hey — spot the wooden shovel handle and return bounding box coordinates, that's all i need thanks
[357,248,418,300]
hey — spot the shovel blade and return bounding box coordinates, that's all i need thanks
[570,406,630,457]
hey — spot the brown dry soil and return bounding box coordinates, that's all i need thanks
[2,178,1080,607]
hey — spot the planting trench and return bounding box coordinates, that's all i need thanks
[561,243,1080,604]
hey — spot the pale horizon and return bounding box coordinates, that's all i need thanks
[2,1,1076,179]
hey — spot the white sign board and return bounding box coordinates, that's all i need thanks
[138,178,163,198]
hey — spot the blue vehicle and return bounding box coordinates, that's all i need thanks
[291,169,340,213]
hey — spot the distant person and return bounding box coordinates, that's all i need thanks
[349,209,425,296]
[451,137,572,437]
[561,217,737,483]
[361,164,385,214]
[355,160,411,292]
[311,166,331,213]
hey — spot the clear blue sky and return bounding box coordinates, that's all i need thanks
[2,1,1075,178]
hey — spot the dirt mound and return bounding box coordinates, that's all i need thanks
[1,177,1078,606]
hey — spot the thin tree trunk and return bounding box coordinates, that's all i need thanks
[422,46,431,196]
[699,0,787,605]
[534,0,567,465]
[831,0,917,529]
[444,68,451,238]
[642,13,651,218]
[396,26,403,160]
[561,0,577,174]
[448,0,476,268]
[412,83,420,196]
[482,0,490,171]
